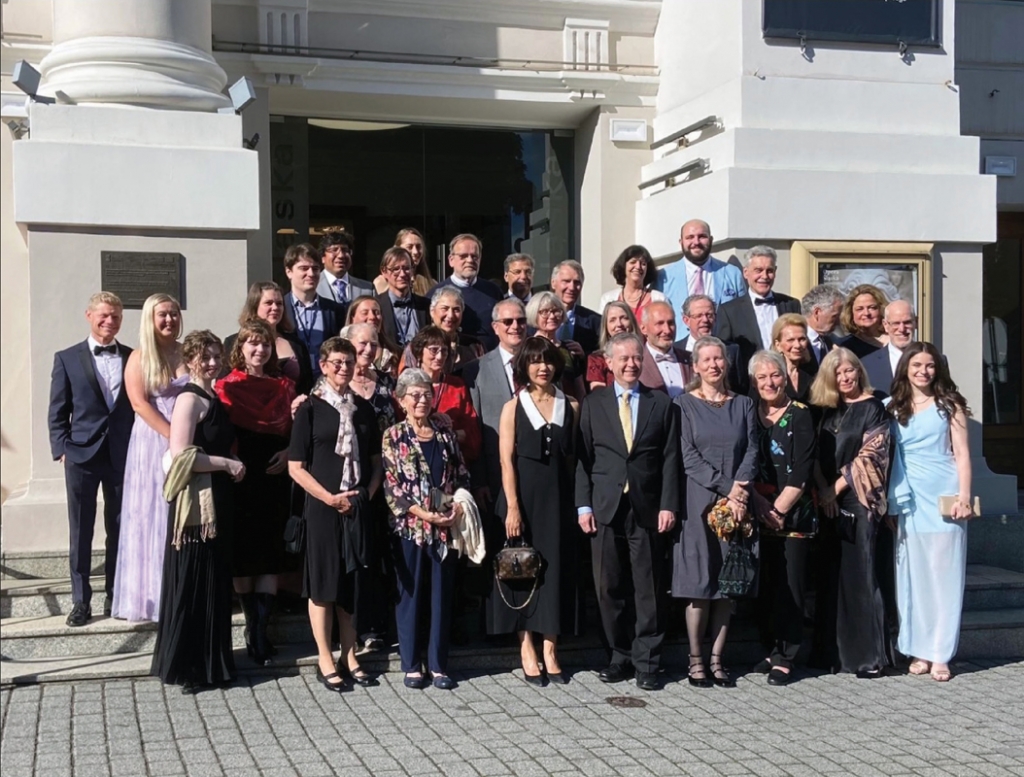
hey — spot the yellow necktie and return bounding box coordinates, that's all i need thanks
[620,391,633,493]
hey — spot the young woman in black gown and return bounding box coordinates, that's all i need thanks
[152,330,246,693]
[487,337,580,686]
[810,347,891,677]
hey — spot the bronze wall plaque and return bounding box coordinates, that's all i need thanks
[100,251,184,309]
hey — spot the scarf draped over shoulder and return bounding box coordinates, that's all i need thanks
[310,377,362,490]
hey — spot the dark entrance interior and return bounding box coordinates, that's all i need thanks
[270,117,574,288]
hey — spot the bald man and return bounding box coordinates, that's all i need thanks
[861,299,918,396]
[655,219,746,337]
[637,301,692,397]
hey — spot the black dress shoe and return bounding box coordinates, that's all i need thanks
[636,672,659,691]
[709,655,735,688]
[66,602,92,627]
[546,672,569,685]
[767,667,793,686]
[432,674,456,690]
[856,668,884,679]
[103,595,113,617]
[688,655,713,688]
[337,665,378,687]
[752,658,772,674]
[315,667,346,693]
[523,671,546,687]
[404,673,427,689]
[598,664,633,684]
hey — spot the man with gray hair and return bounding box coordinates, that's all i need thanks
[800,284,844,371]
[550,259,602,355]
[437,233,503,350]
[674,294,742,389]
[715,246,800,382]
[503,253,534,304]
[861,299,918,396]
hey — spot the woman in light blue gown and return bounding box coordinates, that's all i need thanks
[886,342,973,683]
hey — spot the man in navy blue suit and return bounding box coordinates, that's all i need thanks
[551,260,602,356]
[48,292,135,626]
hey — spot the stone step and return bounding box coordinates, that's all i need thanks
[0,551,104,581]
[957,608,1024,659]
[962,564,1024,611]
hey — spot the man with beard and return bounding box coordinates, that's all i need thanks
[656,219,745,337]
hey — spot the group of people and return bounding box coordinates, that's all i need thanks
[48,219,973,694]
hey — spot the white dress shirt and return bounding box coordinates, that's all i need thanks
[322,268,353,303]
[888,342,905,375]
[749,290,779,348]
[807,329,827,363]
[500,345,516,393]
[87,336,123,410]
[647,343,686,398]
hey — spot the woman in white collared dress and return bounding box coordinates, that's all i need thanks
[487,337,581,685]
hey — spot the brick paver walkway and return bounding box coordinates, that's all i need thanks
[2,661,1023,777]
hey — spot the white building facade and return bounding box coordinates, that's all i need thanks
[1,0,1021,555]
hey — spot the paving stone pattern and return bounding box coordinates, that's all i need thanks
[2,661,1023,777]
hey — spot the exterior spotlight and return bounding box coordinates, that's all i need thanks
[12,61,54,104]
[219,77,257,115]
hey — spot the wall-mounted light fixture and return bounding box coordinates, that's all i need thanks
[609,119,648,143]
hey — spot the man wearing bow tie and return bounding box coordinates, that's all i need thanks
[715,246,800,390]
[48,292,135,627]
[638,301,692,398]
[376,247,430,347]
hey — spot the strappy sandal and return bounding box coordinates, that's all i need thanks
[931,666,952,683]
[710,653,736,688]
[688,654,712,688]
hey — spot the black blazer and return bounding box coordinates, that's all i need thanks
[805,332,836,377]
[376,291,430,347]
[569,304,602,356]
[48,340,135,469]
[283,292,347,343]
[862,346,896,398]
[674,336,743,392]
[575,385,682,528]
[716,292,801,388]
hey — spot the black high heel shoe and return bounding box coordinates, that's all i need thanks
[709,653,735,688]
[688,655,712,688]
[523,670,546,687]
[337,664,378,687]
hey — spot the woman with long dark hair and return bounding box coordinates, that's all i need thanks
[886,342,972,682]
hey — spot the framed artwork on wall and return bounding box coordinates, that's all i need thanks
[790,241,933,341]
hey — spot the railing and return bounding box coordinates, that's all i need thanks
[649,115,719,151]
[638,158,706,192]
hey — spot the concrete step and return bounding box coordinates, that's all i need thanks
[1,576,104,618]
[957,608,1024,659]
[963,565,1024,611]
[967,514,1024,573]
[0,551,104,581]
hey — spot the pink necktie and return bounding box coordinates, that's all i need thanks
[693,266,705,295]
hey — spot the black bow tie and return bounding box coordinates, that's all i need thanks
[93,344,117,355]
[754,296,777,306]
[393,298,413,309]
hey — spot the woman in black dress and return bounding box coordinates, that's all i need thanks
[749,350,817,686]
[488,337,580,686]
[809,347,891,677]
[341,321,398,652]
[770,314,815,404]
[288,337,383,692]
[837,284,889,360]
[152,330,246,694]
[216,319,296,666]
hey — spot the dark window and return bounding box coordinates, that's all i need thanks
[762,0,941,47]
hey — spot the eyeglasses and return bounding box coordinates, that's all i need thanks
[424,345,450,357]
[538,309,562,318]
[498,317,527,328]
[405,391,433,404]
[687,312,715,320]
[387,265,413,276]
[324,359,354,371]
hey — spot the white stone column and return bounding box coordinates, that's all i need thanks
[38,0,230,111]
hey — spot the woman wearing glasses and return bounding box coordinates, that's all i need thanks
[383,368,472,690]
[407,326,481,465]
[526,291,586,401]
[288,337,383,692]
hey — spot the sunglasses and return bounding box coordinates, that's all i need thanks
[498,317,527,328]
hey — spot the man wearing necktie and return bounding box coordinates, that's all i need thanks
[715,246,801,390]
[576,332,681,691]
[48,292,135,627]
[638,301,692,397]
[800,284,844,376]
[316,230,375,304]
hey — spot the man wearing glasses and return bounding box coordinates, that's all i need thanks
[437,233,503,351]
[459,298,527,511]
[674,294,741,389]
[375,247,430,348]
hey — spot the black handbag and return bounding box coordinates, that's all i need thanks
[718,539,756,597]
[283,513,305,555]
[493,539,543,611]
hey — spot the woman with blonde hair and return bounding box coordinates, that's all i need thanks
[770,313,814,403]
[373,227,437,297]
[111,294,189,622]
[586,301,638,391]
[838,284,889,359]
[809,347,892,677]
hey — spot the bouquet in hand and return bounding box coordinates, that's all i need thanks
[707,498,754,542]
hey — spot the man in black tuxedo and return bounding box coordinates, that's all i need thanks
[376,246,430,348]
[48,292,135,626]
[862,300,918,396]
[800,284,844,376]
[551,260,602,356]
[576,332,681,691]
[715,246,800,390]
[283,243,347,378]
